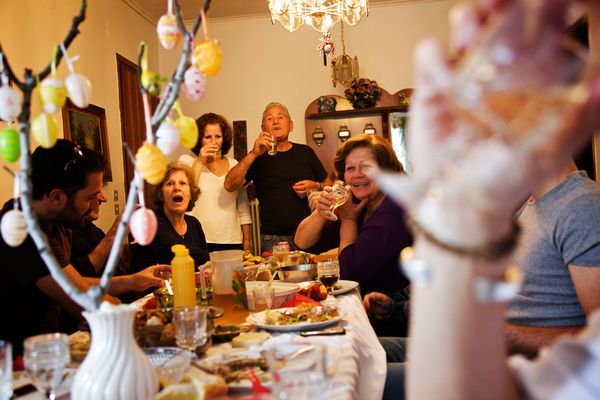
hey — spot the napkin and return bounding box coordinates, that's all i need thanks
[280,293,322,308]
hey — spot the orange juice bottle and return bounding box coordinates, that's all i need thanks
[171,244,196,308]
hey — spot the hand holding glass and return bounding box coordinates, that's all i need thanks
[23,333,70,400]
[317,260,340,304]
[321,181,349,221]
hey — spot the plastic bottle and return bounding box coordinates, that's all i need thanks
[171,244,196,308]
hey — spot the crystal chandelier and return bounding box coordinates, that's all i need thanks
[268,0,369,34]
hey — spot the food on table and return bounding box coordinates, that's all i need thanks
[134,309,176,347]
[298,282,328,301]
[231,332,271,349]
[68,331,90,362]
[154,383,198,400]
[264,303,340,325]
[196,353,269,386]
[242,250,265,267]
[184,367,228,398]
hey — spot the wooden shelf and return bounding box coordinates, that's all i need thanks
[306,105,407,120]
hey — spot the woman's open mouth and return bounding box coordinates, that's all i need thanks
[172,195,184,203]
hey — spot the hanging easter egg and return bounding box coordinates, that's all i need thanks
[135,143,167,185]
[156,120,181,156]
[129,207,157,245]
[157,13,181,50]
[40,77,67,114]
[31,113,58,148]
[183,65,207,102]
[175,116,199,149]
[0,86,21,122]
[1,209,27,247]
[65,73,92,108]
[0,128,20,162]
[193,40,222,77]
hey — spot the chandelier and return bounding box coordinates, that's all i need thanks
[268,0,369,34]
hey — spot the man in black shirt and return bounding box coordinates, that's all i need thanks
[224,102,328,252]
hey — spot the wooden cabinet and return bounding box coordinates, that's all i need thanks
[304,88,408,177]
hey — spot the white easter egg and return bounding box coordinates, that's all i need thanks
[183,65,207,102]
[156,120,181,156]
[1,209,27,247]
[0,86,21,122]
[40,77,67,114]
[157,13,181,50]
[129,207,157,246]
[65,73,92,108]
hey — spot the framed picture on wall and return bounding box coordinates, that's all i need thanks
[62,99,112,182]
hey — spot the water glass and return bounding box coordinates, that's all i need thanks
[0,341,11,400]
[317,260,340,304]
[23,333,70,400]
[249,285,275,312]
[266,343,328,399]
[322,181,349,221]
[268,133,277,155]
[173,306,209,353]
[272,242,290,268]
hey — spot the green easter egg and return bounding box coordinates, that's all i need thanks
[0,128,20,162]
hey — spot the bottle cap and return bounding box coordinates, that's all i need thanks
[171,244,189,256]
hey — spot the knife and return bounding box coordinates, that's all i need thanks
[300,327,345,337]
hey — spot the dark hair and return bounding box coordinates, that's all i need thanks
[31,139,105,200]
[192,113,233,156]
[333,135,403,180]
[153,162,201,212]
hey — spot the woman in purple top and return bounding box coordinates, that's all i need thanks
[294,135,412,296]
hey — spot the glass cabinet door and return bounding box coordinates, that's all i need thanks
[389,111,411,174]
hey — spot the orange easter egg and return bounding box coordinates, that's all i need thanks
[193,40,222,77]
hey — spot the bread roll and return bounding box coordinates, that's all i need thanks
[183,367,227,399]
[231,332,271,349]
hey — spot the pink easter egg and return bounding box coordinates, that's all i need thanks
[183,65,207,102]
[156,120,181,156]
[157,13,181,50]
[129,207,157,246]
[0,86,21,122]
[65,73,92,108]
[1,209,27,247]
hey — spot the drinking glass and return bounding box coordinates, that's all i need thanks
[452,0,592,141]
[321,181,349,221]
[272,242,290,269]
[266,343,328,400]
[173,306,209,353]
[268,133,277,155]
[23,333,70,400]
[317,260,340,304]
[0,341,12,400]
[250,285,275,312]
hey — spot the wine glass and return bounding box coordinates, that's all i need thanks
[23,333,70,400]
[321,181,349,221]
[317,260,340,304]
[272,242,290,269]
[172,306,209,353]
[452,0,592,141]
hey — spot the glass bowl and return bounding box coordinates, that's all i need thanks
[143,346,191,386]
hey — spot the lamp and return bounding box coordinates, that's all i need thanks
[268,0,369,34]
[332,22,359,87]
[338,125,351,142]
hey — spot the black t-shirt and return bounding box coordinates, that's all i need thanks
[248,143,327,235]
[0,200,71,355]
[71,221,106,277]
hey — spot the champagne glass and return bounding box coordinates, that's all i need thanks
[23,333,70,400]
[321,181,350,221]
[452,0,592,141]
[317,260,340,304]
[272,242,290,269]
[173,306,209,353]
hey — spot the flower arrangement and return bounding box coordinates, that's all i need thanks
[345,78,382,109]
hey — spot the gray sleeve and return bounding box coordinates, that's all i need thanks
[556,192,600,266]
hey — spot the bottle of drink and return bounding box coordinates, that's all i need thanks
[171,244,196,308]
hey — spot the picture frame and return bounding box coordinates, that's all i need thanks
[62,99,112,182]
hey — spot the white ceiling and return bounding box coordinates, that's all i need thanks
[123,0,407,24]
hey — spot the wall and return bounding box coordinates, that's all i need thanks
[0,0,160,230]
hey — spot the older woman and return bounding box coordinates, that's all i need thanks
[179,113,252,252]
[132,163,209,268]
[294,135,412,296]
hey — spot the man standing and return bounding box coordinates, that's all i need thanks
[506,162,600,357]
[224,102,328,251]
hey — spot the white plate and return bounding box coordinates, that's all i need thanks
[333,280,359,296]
[246,307,344,332]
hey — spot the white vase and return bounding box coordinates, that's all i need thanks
[71,302,158,400]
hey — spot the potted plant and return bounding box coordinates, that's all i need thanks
[345,78,382,109]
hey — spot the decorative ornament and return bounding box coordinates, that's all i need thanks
[317,96,337,113]
[173,102,198,149]
[397,88,414,107]
[0,127,20,162]
[312,126,325,146]
[344,78,381,109]
[317,33,335,66]
[129,173,158,246]
[331,22,359,88]
[135,143,166,185]
[363,122,376,134]
[31,113,58,148]
[156,118,180,156]
[1,176,27,247]
[183,64,207,102]
[193,40,222,77]
[337,124,351,142]
[40,77,67,114]
[59,44,92,109]
[157,0,181,50]
[0,54,21,122]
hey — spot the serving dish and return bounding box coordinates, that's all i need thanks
[277,263,317,282]
[246,306,344,332]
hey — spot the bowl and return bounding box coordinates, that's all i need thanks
[144,347,191,385]
[278,264,318,283]
[212,325,242,343]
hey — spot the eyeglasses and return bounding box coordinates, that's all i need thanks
[63,143,84,172]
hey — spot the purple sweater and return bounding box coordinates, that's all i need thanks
[302,197,412,296]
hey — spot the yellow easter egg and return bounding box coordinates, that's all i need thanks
[40,77,67,114]
[175,116,199,149]
[193,40,222,77]
[31,113,58,148]
[135,143,167,185]
[0,128,20,162]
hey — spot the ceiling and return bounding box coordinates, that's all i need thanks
[124,0,404,23]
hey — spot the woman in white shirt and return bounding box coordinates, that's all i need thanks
[179,113,252,252]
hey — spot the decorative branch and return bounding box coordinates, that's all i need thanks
[0,43,24,89]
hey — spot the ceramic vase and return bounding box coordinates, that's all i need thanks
[71,302,158,400]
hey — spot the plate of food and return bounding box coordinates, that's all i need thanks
[194,348,270,391]
[246,303,343,332]
[332,280,359,296]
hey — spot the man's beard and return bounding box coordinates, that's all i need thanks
[58,196,91,229]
